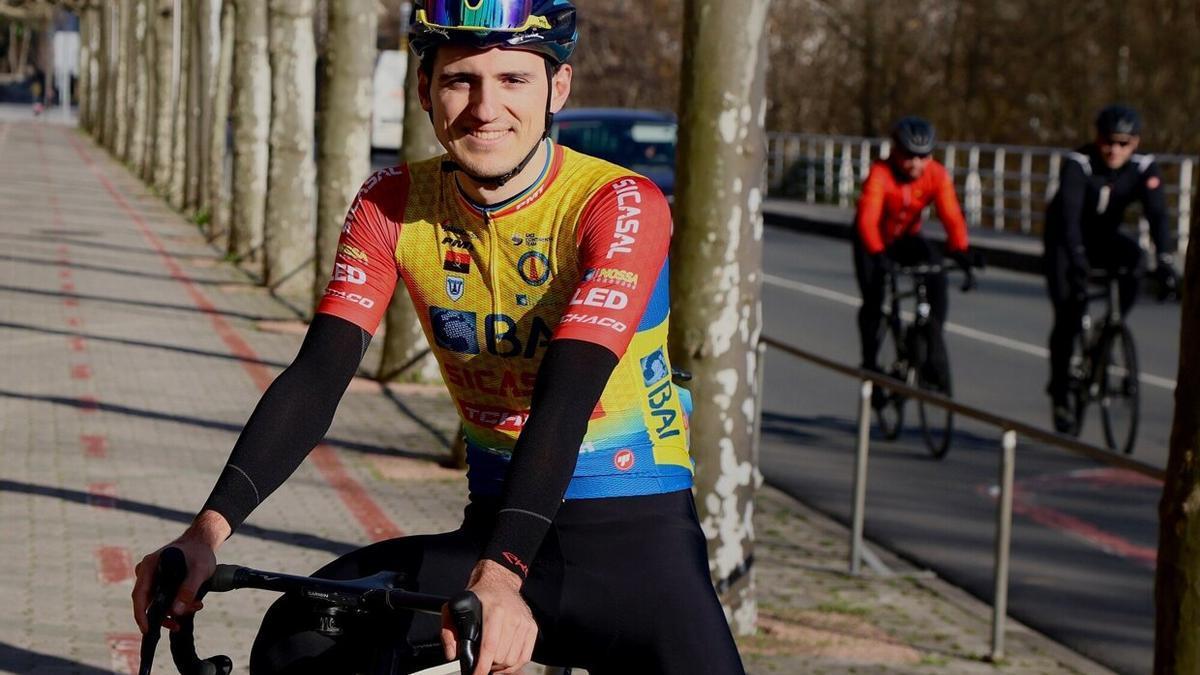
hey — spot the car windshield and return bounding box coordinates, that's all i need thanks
[553,119,677,174]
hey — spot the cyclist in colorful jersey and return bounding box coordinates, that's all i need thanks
[131,1,745,673]
[1043,104,1179,433]
[853,116,976,394]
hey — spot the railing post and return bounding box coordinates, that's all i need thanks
[991,429,1017,662]
[966,147,982,227]
[859,139,872,182]
[838,142,854,208]
[943,144,957,184]
[993,148,1006,231]
[806,138,817,203]
[850,379,872,575]
[1019,151,1033,233]
[1179,158,1193,258]
[823,139,835,202]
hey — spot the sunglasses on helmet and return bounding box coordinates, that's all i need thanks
[418,0,552,33]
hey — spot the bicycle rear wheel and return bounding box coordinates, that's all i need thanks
[874,315,907,440]
[1098,324,1139,454]
[911,327,954,459]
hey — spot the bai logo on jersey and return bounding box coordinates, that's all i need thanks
[446,276,465,301]
[430,307,479,354]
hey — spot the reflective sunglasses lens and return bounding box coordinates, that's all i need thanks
[423,0,534,30]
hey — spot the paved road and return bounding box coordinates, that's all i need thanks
[759,225,1175,674]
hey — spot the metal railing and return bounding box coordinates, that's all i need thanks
[765,132,1198,256]
[759,334,1165,661]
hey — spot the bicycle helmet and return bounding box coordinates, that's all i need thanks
[411,0,578,67]
[1095,104,1141,136]
[891,116,936,156]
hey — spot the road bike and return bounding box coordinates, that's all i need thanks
[138,547,482,675]
[873,262,973,459]
[1063,270,1140,454]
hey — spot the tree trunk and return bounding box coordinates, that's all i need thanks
[669,0,770,636]
[206,0,234,247]
[128,0,150,174]
[100,2,117,149]
[264,0,317,304]
[379,13,442,384]
[114,0,131,159]
[313,0,376,310]
[1155,193,1200,673]
[78,2,96,132]
[168,0,189,210]
[184,0,204,211]
[228,0,271,271]
[140,0,158,183]
[152,0,176,195]
[195,0,220,214]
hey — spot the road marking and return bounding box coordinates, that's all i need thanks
[764,273,1177,391]
[980,468,1159,569]
[81,434,108,458]
[95,546,134,583]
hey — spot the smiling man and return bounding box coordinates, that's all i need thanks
[131,1,745,674]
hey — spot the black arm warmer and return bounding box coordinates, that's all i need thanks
[480,339,619,578]
[201,314,371,532]
[1142,163,1171,255]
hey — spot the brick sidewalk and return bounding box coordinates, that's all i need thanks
[0,120,1112,674]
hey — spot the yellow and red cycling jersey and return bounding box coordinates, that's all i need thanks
[317,142,692,498]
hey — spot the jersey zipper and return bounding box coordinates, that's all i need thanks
[484,208,500,321]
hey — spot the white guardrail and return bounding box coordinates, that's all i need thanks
[766,132,1197,256]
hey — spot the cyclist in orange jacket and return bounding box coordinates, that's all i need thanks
[854,116,976,396]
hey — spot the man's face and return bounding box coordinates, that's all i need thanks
[419,45,571,181]
[1097,133,1139,170]
[891,147,930,180]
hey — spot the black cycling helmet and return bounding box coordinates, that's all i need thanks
[1095,104,1142,136]
[411,0,578,68]
[891,116,936,156]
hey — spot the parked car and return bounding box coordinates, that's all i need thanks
[550,108,677,197]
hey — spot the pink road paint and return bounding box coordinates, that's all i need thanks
[69,336,86,351]
[71,364,92,380]
[87,482,118,509]
[81,435,108,458]
[107,634,140,674]
[96,546,134,583]
[69,131,405,544]
[78,395,99,412]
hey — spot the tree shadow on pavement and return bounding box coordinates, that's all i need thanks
[0,389,445,463]
[0,479,356,556]
[0,640,113,675]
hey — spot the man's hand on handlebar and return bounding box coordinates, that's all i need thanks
[949,249,981,292]
[1153,255,1181,301]
[444,560,537,675]
[132,510,229,634]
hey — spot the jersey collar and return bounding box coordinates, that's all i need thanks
[454,140,564,218]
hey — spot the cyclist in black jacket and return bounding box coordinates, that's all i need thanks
[1043,104,1179,433]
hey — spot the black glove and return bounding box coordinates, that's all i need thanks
[1067,254,1091,303]
[949,249,978,292]
[1153,255,1181,301]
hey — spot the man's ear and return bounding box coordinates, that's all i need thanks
[418,68,433,113]
[549,64,572,114]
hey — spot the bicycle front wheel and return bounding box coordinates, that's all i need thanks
[875,315,907,440]
[1098,324,1139,454]
[912,327,954,459]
